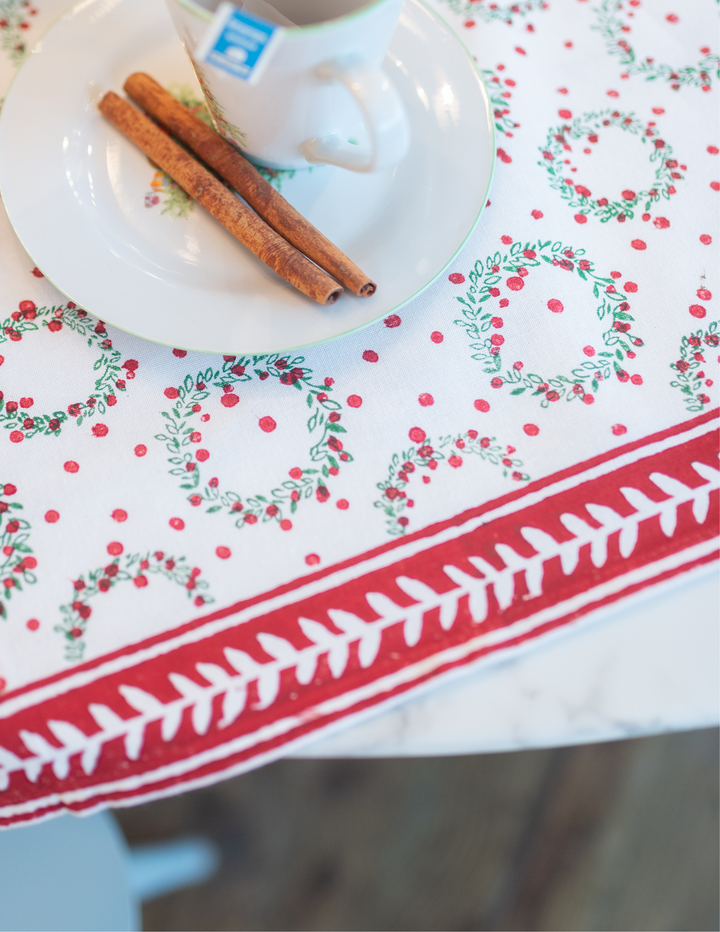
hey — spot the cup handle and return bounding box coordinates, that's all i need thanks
[300,59,410,172]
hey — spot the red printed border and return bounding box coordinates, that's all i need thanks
[0,410,717,826]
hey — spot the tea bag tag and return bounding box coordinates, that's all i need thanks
[195,2,286,85]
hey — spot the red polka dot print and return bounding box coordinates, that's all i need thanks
[111,509,128,522]
[134,444,147,457]
[259,416,276,432]
[347,395,362,408]
[64,461,79,473]
[107,541,123,555]
[362,350,379,363]
[216,546,231,559]
[418,393,434,407]
[45,510,59,523]
[409,427,426,443]
[523,424,539,436]
[431,331,444,343]
[169,517,185,530]
[547,299,564,313]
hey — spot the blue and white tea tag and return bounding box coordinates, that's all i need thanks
[195,2,285,84]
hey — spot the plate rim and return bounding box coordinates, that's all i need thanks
[0,0,495,355]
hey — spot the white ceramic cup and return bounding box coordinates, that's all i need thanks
[164,0,410,172]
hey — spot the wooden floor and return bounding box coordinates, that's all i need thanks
[116,728,719,932]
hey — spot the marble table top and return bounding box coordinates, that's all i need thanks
[293,566,719,758]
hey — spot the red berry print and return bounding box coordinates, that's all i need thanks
[531,210,543,219]
[305,554,320,566]
[474,399,490,413]
[169,517,185,530]
[497,148,512,164]
[583,346,595,356]
[611,424,627,436]
[574,214,587,224]
[111,509,128,522]
[665,13,678,22]
[630,375,643,385]
[623,282,638,293]
[336,499,349,510]
[708,146,719,155]
[26,619,39,631]
[362,350,379,363]
[699,234,712,245]
[689,304,707,319]
[221,393,239,407]
[173,349,187,358]
[134,444,147,457]
[64,461,80,473]
[409,427,426,443]
[448,273,465,284]
[697,289,712,301]
[347,394,362,408]
[9,432,23,443]
[631,240,647,250]
[653,217,670,229]
[547,299,564,314]
[164,387,179,399]
[501,235,513,245]
[711,182,720,191]
[506,277,524,291]
[107,541,123,556]
[384,315,401,328]
[558,109,572,119]
[259,416,276,432]
[280,519,292,530]
[196,449,209,463]
[418,393,434,407]
[92,423,108,437]
[523,424,540,436]
[216,546,231,559]
[431,331,444,343]
[448,456,463,468]
[45,510,59,523]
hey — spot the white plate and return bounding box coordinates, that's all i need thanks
[0,0,493,355]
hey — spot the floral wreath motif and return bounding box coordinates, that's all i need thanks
[453,238,645,407]
[0,0,38,68]
[0,481,36,618]
[670,321,718,413]
[0,301,137,441]
[483,67,520,137]
[439,0,546,26]
[145,86,305,218]
[375,428,529,536]
[539,110,685,223]
[157,354,352,530]
[592,0,719,92]
[59,548,213,662]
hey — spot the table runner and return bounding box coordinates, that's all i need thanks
[0,0,717,827]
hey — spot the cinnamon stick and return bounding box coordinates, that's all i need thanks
[123,72,376,298]
[98,92,343,306]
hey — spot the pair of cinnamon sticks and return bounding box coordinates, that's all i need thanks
[98,73,375,305]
